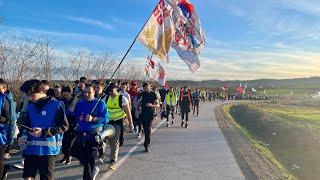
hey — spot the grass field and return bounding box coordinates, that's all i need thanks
[224,100,320,180]
[255,88,317,96]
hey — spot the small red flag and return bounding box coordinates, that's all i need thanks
[147,56,155,69]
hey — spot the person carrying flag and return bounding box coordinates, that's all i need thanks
[72,83,109,180]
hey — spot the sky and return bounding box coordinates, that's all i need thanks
[1,0,320,80]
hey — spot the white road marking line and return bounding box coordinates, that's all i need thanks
[101,119,167,179]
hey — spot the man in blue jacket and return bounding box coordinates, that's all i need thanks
[18,79,69,180]
[0,79,13,180]
[73,83,109,180]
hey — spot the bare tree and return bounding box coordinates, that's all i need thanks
[36,37,55,80]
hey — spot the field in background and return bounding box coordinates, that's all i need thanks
[224,98,320,180]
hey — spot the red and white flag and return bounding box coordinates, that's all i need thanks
[138,0,174,63]
[147,55,155,69]
[166,0,205,72]
[157,63,166,86]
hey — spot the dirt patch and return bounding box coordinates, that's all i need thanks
[215,105,286,180]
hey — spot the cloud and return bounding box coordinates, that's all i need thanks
[66,16,113,30]
[280,0,320,17]
[218,0,320,41]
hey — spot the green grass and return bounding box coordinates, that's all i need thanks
[224,102,320,180]
[255,88,312,96]
[222,104,296,180]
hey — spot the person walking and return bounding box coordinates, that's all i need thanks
[0,79,15,180]
[73,83,109,180]
[60,85,77,165]
[128,81,142,138]
[18,79,68,180]
[139,82,159,152]
[105,83,133,170]
[180,87,193,128]
[192,89,201,117]
[163,87,177,127]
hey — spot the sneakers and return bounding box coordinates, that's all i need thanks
[65,156,72,165]
[60,156,67,164]
[185,123,188,128]
[166,122,170,127]
[145,147,150,153]
[95,134,102,144]
[3,153,10,160]
[12,159,24,170]
[181,121,184,127]
[108,160,116,170]
[137,133,141,139]
[93,167,100,180]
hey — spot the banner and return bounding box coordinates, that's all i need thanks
[147,55,155,69]
[138,0,174,62]
[166,0,205,72]
[157,63,166,86]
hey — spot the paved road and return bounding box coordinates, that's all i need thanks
[7,102,244,180]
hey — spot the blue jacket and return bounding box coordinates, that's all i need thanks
[0,93,7,145]
[24,99,63,156]
[74,98,109,134]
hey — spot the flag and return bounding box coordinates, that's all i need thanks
[244,82,247,94]
[157,63,166,86]
[236,86,244,95]
[166,0,205,72]
[144,65,151,78]
[147,55,155,69]
[138,0,174,62]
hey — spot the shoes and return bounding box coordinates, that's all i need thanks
[65,156,72,165]
[60,156,72,165]
[60,156,67,164]
[166,122,170,127]
[171,120,174,125]
[93,167,100,180]
[12,159,24,170]
[108,160,116,170]
[99,157,104,164]
[181,121,184,127]
[95,134,102,144]
[3,153,10,160]
[137,133,141,139]
[145,147,150,153]
[185,123,188,128]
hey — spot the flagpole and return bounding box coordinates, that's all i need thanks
[90,3,158,114]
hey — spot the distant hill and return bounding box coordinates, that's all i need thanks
[167,77,320,90]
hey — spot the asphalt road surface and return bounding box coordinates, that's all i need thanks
[7,102,244,180]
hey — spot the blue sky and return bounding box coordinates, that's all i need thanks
[1,0,320,80]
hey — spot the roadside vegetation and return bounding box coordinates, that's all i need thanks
[223,99,320,180]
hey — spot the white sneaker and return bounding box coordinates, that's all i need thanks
[93,167,99,180]
[137,133,141,139]
[13,159,24,169]
[3,153,10,159]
